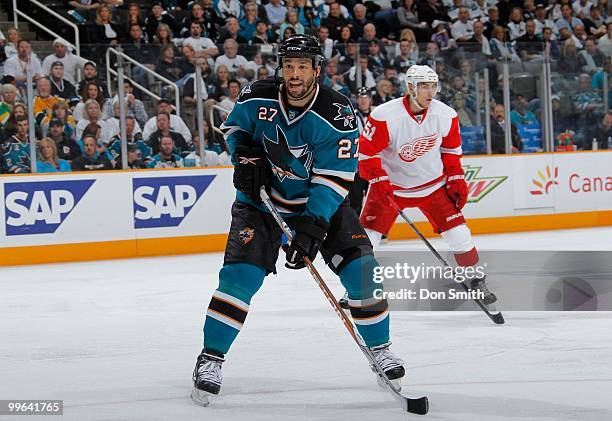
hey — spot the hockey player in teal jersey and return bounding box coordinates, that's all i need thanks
[192,35,405,405]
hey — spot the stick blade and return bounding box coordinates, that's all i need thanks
[406,396,429,415]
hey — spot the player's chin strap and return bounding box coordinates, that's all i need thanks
[408,87,427,112]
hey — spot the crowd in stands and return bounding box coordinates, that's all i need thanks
[0,0,610,174]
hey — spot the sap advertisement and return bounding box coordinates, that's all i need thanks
[0,153,610,250]
[0,168,234,248]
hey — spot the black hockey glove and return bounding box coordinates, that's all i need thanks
[233,144,271,203]
[284,216,329,270]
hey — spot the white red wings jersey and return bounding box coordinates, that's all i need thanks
[359,97,462,198]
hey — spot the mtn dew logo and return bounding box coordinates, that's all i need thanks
[464,165,507,203]
[530,165,559,195]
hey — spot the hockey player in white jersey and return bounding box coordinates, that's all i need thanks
[358,65,496,305]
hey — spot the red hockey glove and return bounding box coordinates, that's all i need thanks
[445,174,468,209]
[367,169,394,206]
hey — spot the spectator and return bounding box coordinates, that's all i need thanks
[104,101,143,140]
[37,137,72,173]
[42,102,76,140]
[452,7,475,42]
[239,2,261,41]
[542,27,561,60]
[156,44,183,82]
[72,135,113,171]
[574,23,588,45]
[572,73,605,123]
[122,24,156,88]
[181,1,223,41]
[596,22,612,57]
[279,9,306,40]
[337,41,358,74]
[93,5,122,47]
[102,81,148,127]
[572,0,592,20]
[153,23,178,57]
[396,0,428,40]
[469,0,488,21]
[2,115,31,173]
[534,4,558,39]
[430,20,457,51]
[453,91,476,127]
[246,52,275,78]
[184,21,219,60]
[108,116,151,168]
[142,99,192,143]
[465,19,492,56]
[322,2,350,40]
[367,41,388,79]
[578,38,606,74]
[183,59,213,106]
[323,60,349,95]
[184,126,231,167]
[217,17,249,45]
[346,55,377,92]
[391,39,418,73]
[558,38,582,74]
[484,6,501,39]
[145,1,180,42]
[68,0,101,11]
[49,62,78,100]
[517,19,544,61]
[125,3,146,36]
[0,84,20,125]
[358,23,386,57]
[113,142,149,169]
[252,21,274,44]
[146,111,191,155]
[265,0,288,26]
[215,39,250,79]
[41,38,88,85]
[77,61,109,98]
[490,103,522,153]
[148,135,185,168]
[556,4,584,33]
[33,77,64,126]
[511,94,540,126]
[1,103,28,142]
[417,0,450,26]
[583,6,605,37]
[585,111,612,150]
[47,118,81,162]
[74,81,106,122]
[3,39,43,86]
[351,3,369,39]
[507,7,526,40]
[217,0,243,20]
[217,79,241,119]
[2,27,21,60]
[256,66,270,80]
[551,94,576,138]
[490,26,521,62]
[371,79,394,106]
[76,100,111,146]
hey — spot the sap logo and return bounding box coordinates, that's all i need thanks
[4,180,95,236]
[133,175,215,228]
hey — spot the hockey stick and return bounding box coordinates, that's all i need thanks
[387,197,505,325]
[260,187,429,416]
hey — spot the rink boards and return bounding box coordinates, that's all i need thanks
[0,151,610,265]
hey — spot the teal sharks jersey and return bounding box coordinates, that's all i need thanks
[221,79,359,223]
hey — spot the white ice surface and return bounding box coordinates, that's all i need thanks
[1,227,611,421]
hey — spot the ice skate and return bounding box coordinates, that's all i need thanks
[338,291,349,309]
[370,342,405,390]
[191,350,224,406]
[469,276,497,305]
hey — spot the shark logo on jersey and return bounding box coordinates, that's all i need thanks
[332,103,356,128]
[262,125,313,181]
[238,227,255,244]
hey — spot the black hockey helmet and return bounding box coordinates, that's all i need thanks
[277,34,325,69]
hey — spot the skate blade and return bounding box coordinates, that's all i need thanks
[191,387,212,407]
[376,374,402,392]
